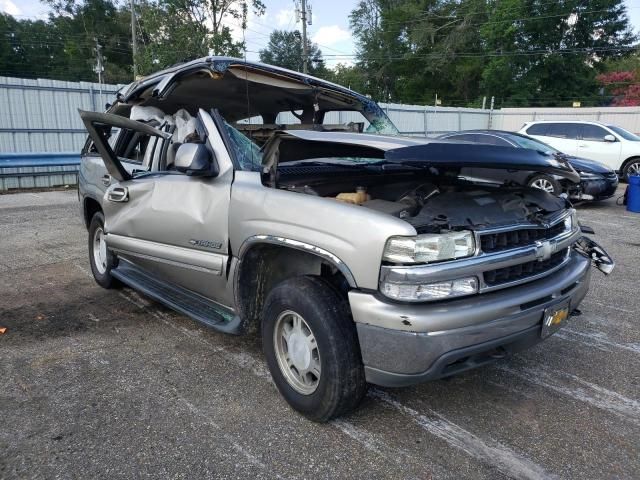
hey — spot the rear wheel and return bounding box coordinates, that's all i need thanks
[528,174,561,195]
[88,212,119,289]
[622,158,640,182]
[262,276,367,422]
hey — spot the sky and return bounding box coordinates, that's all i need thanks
[2,0,640,68]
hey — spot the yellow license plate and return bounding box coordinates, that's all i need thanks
[541,301,570,338]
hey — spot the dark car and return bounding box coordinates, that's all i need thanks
[439,130,619,201]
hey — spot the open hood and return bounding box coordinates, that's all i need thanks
[384,142,580,182]
[262,131,581,184]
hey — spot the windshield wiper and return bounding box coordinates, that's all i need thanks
[284,160,368,168]
[365,160,425,171]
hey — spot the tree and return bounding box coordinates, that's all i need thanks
[0,0,133,82]
[258,30,328,77]
[136,0,265,75]
[480,0,636,107]
[597,71,640,106]
[349,0,636,106]
[328,63,368,92]
[349,0,489,105]
[0,0,268,82]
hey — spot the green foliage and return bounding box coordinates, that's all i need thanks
[136,0,266,75]
[0,0,636,108]
[0,0,133,82]
[327,63,368,92]
[258,29,328,77]
[349,0,636,107]
[0,0,265,82]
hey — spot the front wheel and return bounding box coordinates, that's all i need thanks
[622,158,640,182]
[262,276,367,422]
[88,212,119,289]
[528,174,561,195]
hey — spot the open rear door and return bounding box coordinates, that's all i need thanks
[78,110,172,181]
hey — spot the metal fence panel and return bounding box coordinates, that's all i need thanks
[0,76,122,153]
[0,152,80,191]
[3,75,640,155]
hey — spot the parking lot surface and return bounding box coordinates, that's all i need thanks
[1,187,639,479]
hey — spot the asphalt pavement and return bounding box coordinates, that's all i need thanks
[1,187,638,479]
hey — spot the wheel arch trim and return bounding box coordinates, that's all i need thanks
[237,235,358,288]
[622,156,640,171]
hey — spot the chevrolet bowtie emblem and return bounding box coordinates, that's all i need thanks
[534,240,554,261]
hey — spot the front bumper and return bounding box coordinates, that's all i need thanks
[350,251,591,387]
[572,176,619,201]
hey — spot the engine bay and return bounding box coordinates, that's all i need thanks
[276,170,568,233]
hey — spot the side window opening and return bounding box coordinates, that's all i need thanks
[526,123,549,136]
[320,110,366,133]
[85,124,119,155]
[581,124,608,142]
[546,123,579,139]
[120,131,151,164]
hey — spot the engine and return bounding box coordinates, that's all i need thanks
[283,179,567,232]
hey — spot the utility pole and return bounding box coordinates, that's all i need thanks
[93,39,104,110]
[296,0,311,74]
[488,96,495,129]
[130,0,138,79]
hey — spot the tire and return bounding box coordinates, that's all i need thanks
[262,276,367,422]
[88,211,119,289]
[527,174,562,195]
[622,158,640,182]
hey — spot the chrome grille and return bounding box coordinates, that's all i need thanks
[483,249,568,287]
[480,222,566,254]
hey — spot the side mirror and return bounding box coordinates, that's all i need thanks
[603,134,616,142]
[174,143,218,177]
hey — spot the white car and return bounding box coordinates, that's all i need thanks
[519,120,640,180]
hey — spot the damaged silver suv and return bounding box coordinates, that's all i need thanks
[78,57,614,422]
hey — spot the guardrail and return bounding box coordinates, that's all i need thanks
[0,153,80,191]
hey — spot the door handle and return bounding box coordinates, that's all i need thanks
[102,174,112,186]
[578,144,587,147]
[107,186,129,203]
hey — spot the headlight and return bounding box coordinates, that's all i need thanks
[578,171,602,180]
[381,276,479,302]
[383,231,475,264]
[564,211,577,232]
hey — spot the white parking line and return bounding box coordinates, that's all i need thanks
[497,365,640,425]
[175,391,271,473]
[119,290,272,380]
[556,328,640,354]
[118,288,556,476]
[73,262,93,280]
[370,389,555,480]
[581,210,638,222]
[330,419,427,471]
[118,289,430,473]
[588,300,635,314]
[580,218,623,228]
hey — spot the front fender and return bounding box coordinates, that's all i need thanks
[229,172,416,290]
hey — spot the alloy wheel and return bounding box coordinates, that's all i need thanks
[531,178,555,193]
[627,161,640,179]
[273,310,321,395]
[93,226,108,275]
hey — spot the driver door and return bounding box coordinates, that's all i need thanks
[79,109,236,308]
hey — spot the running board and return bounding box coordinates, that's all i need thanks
[112,260,243,335]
